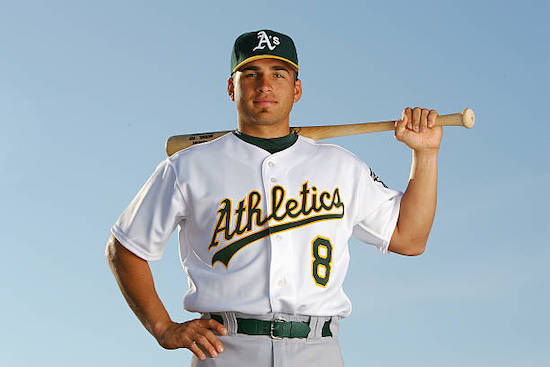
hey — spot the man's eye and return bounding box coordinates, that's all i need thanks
[245,73,256,77]
[274,73,285,78]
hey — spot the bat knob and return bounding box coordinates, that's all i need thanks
[462,108,475,128]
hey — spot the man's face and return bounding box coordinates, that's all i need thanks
[228,58,302,128]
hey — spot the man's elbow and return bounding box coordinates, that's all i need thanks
[105,234,119,265]
[402,242,426,256]
[389,235,427,256]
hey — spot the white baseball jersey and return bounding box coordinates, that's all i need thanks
[111,133,403,317]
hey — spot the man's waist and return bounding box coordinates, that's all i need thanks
[206,312,338,339]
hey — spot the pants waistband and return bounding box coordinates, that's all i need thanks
[202,312,339,340]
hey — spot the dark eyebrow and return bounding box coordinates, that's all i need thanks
[239,65,291,73]
[240,66,259,72]
[272,65,291,73]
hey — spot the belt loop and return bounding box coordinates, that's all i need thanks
[307,316,320,341]
[221,312,238,336]
[328,316,339,338]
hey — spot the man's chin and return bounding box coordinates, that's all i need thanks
[250,112,282,125]
[257,107,272,114]
[251,119,282,126]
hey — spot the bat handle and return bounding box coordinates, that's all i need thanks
[436,108,475,128]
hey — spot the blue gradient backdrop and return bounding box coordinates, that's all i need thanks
[1,0,548,365]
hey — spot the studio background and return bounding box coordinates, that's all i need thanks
[1,0,548,365]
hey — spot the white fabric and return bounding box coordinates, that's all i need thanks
[111,134,403,317]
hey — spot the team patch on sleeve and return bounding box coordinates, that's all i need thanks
[369,168,388,188]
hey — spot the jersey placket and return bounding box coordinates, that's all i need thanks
[261,155,295,313]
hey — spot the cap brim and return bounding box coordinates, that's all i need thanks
[232,55,299,73]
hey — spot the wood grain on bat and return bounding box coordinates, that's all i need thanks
[166,108,475,156]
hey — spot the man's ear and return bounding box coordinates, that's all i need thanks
[293,79,302,103]
[227,76,235,101]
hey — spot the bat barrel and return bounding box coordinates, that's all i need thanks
[166,130,229,156]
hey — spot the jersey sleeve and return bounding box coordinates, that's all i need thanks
[111,159,187,261]
[351,162,403,254]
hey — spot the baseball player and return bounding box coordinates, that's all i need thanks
[106,29,442,367]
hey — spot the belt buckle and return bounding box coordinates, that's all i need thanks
[270,319,284,339]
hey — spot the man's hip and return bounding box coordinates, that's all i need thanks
[190,312,344,367]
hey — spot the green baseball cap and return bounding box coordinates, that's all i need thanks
[230,29,299,74]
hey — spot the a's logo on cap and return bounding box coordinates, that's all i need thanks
[252,31,280,51]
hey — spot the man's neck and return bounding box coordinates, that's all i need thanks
[237,120,291,138]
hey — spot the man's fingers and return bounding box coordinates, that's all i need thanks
[217,324,228,335]
[201,328,225,354]
[428,109,438,128]
[394,116,411,144]
[158,319,227,359]
[201,319,228,335]
[403,107,438,132]
[189,341,207,361]
[412,107,422,132]
[404,107,413,130]
[201,319,227,335]
[420,108,429,132]
[395,116,407,138]
[194,334,219,358]
[400,109,408,124]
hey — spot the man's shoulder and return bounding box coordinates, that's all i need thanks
[297,136,365,163]
[168,132,236,162]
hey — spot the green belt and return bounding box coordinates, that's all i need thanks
[210,314,332,339]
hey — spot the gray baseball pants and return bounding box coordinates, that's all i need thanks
[190,312,344,367]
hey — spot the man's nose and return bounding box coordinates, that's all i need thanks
[256,76,272,92]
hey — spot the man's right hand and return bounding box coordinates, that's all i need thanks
[156,319,227,361]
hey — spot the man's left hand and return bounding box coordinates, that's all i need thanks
[394,107,442,152]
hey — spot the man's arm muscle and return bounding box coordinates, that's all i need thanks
[388,107,442,256]
[105,235,227,360]
[389,150,438,255]
[105,235,173,338]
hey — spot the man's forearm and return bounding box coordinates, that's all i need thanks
[105,235,172,340]
[392,149,438,254]
[105,235,228,358]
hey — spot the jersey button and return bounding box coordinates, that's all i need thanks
[270,177,277,183]
[268,161,275,168]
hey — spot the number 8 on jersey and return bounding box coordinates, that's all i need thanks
[312,236,333,287]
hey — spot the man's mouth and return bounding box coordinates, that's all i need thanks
[254,99,277,106]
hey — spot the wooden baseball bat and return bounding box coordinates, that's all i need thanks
[166,108,475,156]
